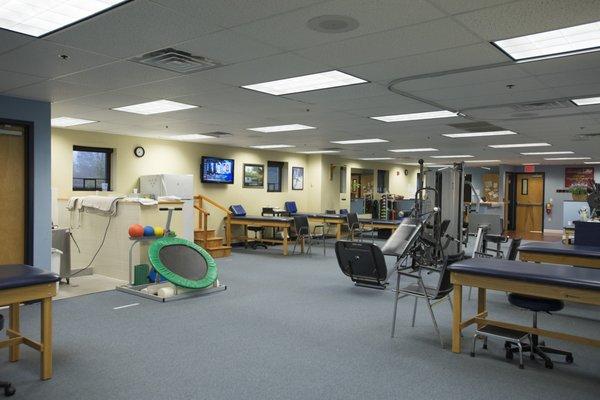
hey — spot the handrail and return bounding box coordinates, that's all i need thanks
[194,194,232,248]
[194,194,232,215]
[194,205,210,216]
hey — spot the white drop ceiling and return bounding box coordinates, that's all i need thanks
[0,0,600,165]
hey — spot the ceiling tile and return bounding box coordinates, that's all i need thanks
[295,18,481,67]
[176,30,282,64]
[427,0,517,14]
[192,53,328,86]
[114,74,231,99]
[46,0,221,58]
[151,0,324,28]
[4,80,100,102]
[0,69,45,92]
[344,43,507,83]
[233,0,444,51]
[57,61,178,90]
[0,29,34,55]
[0,40,116,79]
[455,0,600,41]
[393,65,530,92]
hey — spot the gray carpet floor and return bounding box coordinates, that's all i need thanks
[2,239,600,399]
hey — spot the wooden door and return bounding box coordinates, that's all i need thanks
[515,174,544,233]
[0,126,26,264]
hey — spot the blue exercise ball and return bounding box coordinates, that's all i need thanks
[143,226,155,237]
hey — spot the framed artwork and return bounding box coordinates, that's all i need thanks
[565,167,594,188]
[243,164,264,188]
[292,167,304,190]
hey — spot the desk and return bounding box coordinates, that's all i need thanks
[519,241,600,269]
[0,265,59,380]
[448,258,600,354]
[229,215,293,255]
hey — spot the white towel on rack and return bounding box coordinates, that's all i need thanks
[81,195,124,216]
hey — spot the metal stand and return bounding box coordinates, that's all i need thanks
[117,207,227,302]
[116,282,227,302]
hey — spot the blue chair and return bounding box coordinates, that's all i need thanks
[0,315,15,396]
[506,294,573,369]
[284,201,298,215]
[339,209,349,215]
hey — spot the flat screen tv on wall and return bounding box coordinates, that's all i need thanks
[201,156,234,184]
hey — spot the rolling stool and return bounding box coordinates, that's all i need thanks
[246,226,267,249]
[0,315,15,396]
[506,294,574,369]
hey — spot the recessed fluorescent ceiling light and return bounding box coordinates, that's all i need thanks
[330,138,388,145]
[371,110,457,122]
[242,70,367,95]
[571,96,600,106]
[112,100,197,115]
[520,151,573,155]
[544,157,591,161]
[430,155,474,158]
[584,161,600,164]
[51,117,97,127]
[493,20,600,62]
[489,142,551,148]
[443,130,517,138]
[358,157,394,161]
[299,150,340,154]
[464,160,501,163]
[522,163,540,166]
[389,148,438,153]
[250,144,295,149]
[0,0,128,37]
[248,124,315,133]
[168,134,215,140]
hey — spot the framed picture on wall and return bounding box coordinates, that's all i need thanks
[243,164,264,188]
[292,167,304,190]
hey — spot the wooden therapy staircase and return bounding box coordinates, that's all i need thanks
[193,194,232,258]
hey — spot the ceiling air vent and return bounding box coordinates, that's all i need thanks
[573,132,600,141]
[130,48,222,74]
[511,100,573,111]
[203,131,232,138]
[446,121,503,132]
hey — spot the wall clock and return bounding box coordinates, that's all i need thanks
[134,146,145,158]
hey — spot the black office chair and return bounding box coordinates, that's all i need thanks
[346,212,374,242]
[293,215,325,255]
[505,294,573,369]
[246,225,267,249]
[0,316,15,396]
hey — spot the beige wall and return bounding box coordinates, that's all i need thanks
[52,129,418,230]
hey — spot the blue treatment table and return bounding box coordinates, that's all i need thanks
[519,241,600,269]
[0,265,60,380]
[448,258,600,354]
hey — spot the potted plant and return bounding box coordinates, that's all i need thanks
[570,185,588,201]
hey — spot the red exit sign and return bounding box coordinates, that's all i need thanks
[524,165,535,173]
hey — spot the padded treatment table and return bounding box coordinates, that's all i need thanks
[448,258,600,354]
[360,218,403,234]
[519,241,600,269]
[0,265,59,380]
[228,215,293,255]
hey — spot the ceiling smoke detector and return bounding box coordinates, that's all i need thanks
[307,15,359,33]
[131,48,222,74]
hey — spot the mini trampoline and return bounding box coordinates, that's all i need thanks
[149,237,218,289]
